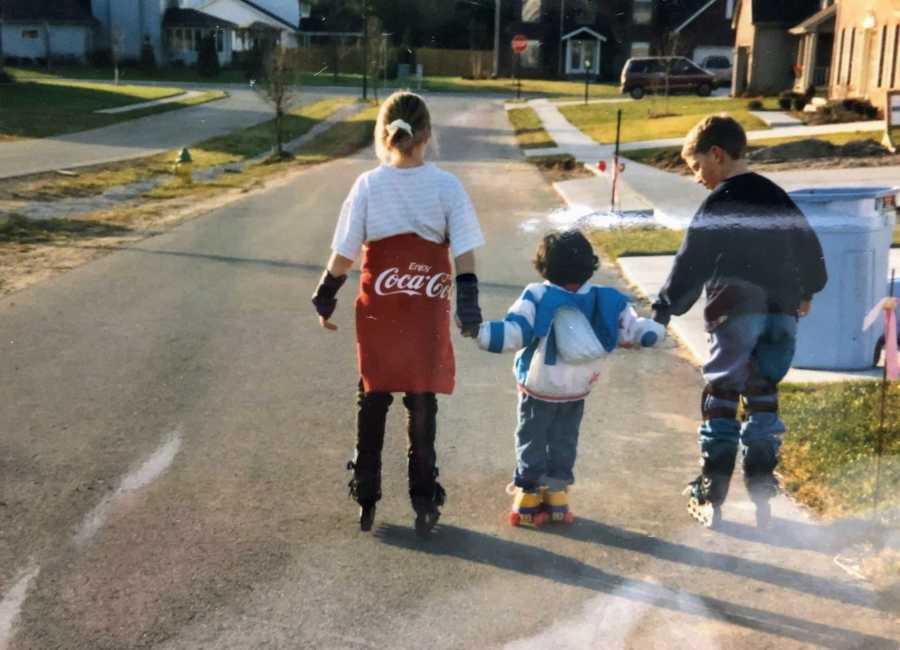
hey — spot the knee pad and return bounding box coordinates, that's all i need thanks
[741,383,779,417]
[701,385,740,421]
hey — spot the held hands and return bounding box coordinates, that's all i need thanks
[455,273,482,338]
[312,270,347,331]
[797,300,812,318]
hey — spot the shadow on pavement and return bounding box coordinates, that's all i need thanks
[374,523,897,649]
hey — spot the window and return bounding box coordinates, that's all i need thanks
[633,0,652,26]
[702,56,730,70]
[22,29,39,39]
[521,40,541,68]
[847,27,855,85]
[216,30,224,53]
[892,25,899,89]
[194,29,203,51]
[836,28,845,84]
[521,0,540,23]
[630,41,650,58]
[725,0,735,20]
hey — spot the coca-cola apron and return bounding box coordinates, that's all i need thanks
[356,233,455,395]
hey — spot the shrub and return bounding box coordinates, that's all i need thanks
[88,48,112,67]
[140,39,156,71]
[778,96,792,110]
[0,67,12,84]
[791,95,807,111]
[747,99,763,110]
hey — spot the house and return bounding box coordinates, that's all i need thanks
[789,0,836,93]
[0,0,98,64]
[163,7,238,66]
[828,0,900,112]
[732,0,820,95]
[88,0,308,68]
[502,0,735,81]
[186,0,310,50]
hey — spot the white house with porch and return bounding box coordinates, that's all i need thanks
[187,0,310,50]
[561,26,605,77]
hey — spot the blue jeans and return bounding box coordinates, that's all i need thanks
[514,393,584,491]
[700,313,797,459]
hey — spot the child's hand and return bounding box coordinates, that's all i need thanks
[797,300,812,317]
[319,316,338,331]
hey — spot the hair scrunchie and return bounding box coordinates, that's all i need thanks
[386,119,413,137]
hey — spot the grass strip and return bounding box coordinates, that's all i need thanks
[507,107,555,149]
[0,214,132,243]
[588,226,684,261]
[779,381,900,519]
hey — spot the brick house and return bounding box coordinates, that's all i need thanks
[732,0,820,95]
[829,0,900,112]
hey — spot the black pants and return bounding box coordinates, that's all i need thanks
[349,380,439,506]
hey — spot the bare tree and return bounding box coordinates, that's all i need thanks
[255,47,302,158]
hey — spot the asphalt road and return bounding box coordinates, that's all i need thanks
[1,95,898,649]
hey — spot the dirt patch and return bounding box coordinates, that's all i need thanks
[529,154,595,184]
[0,163,310,298]
[635,138,900,174]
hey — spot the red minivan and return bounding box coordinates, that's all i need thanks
[620,56,716,99]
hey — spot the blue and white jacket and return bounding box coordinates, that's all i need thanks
[477,282,665,402]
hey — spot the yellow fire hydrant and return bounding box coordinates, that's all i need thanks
[174,147,193,185]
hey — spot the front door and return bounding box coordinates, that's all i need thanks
[567,39,599,76]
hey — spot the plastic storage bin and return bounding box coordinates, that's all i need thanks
[789,186,897,370]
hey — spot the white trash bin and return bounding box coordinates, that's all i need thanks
[789,186,897,370]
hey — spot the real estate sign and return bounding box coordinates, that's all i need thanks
[886,91,900,152]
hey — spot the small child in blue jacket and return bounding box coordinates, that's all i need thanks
[476,230,664,526]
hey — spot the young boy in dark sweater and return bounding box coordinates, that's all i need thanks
[652,114,827,529]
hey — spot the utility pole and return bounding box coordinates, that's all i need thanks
[558,0,565,77]
[493,0,500,77]
[362,0,369,100]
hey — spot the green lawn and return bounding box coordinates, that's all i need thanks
[0,78,214,139]
[506,106,555,149]
[780,381,900,519]
[561,96,770,145]
[588,226,684,261]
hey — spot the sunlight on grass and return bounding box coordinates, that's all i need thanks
[506,107,555,149]
[587,226,684,261]
[780,381,900,519]
[561,97,769,144]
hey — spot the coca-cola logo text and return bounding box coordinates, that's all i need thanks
[374,263,451,299]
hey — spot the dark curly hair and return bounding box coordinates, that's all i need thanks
[533,230,599,286]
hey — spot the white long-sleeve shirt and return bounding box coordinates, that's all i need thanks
[331,163,485,261]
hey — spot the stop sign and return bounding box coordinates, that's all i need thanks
[511,34,528,54]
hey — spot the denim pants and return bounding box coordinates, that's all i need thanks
[514,393,584,491]
[700,313,797,458]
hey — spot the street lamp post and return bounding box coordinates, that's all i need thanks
[493,0,500,78]
[584,59,591,104]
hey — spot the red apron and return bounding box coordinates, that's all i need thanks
[355,233,455,394]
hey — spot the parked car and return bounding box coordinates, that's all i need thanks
[620,56,716,100]
[700,55,733,87]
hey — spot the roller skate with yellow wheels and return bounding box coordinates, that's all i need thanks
[543,488,575,524]
[506,484,548,527]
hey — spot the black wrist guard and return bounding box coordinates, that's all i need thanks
[455,273,482,336]
[651,306,670,327]
[312,271,347,320]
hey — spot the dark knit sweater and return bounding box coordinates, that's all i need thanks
[652,172,827,327]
